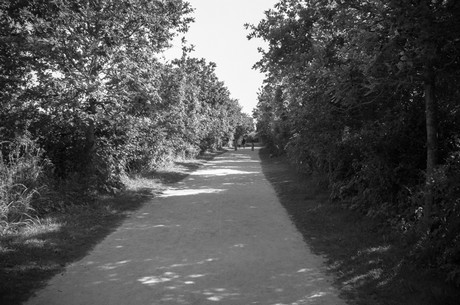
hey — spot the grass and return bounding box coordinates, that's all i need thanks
[258,148,460,305]
[0,150,225,305]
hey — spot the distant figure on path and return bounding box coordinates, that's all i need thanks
[242,137,246,149]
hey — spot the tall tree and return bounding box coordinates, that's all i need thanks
[375,0,460,223]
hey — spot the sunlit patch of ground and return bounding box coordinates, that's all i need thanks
[158,188,226,197]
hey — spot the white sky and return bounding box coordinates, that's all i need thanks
[162,0,279,115]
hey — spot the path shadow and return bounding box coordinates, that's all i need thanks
[0,150,227,305]
[258,147,460,305]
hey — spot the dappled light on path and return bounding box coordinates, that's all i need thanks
[158,188,226,198]
[26,149,345,305]
[210,159,260,163]
[190,168,259,176]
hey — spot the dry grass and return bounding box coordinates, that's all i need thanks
[0,138,48,229]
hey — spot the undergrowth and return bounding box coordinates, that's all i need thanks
[259,148,460,305]
[0,136,50,232]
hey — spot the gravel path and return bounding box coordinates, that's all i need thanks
[25,148,346,305]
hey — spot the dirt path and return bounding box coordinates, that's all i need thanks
[25,148,345,305]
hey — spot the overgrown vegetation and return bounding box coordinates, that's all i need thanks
[260,149,460,305]
[0,0,253,230]
[249,0,460,285]
[0,137,49,230]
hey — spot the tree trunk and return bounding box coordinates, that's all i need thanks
[424,65,438,225]
[85,100,97,179]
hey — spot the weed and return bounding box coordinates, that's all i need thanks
[0,136,50,228]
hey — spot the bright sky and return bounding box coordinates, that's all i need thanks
[162,0,279,115]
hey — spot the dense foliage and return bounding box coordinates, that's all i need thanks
[249,0,460,283]
[0,0,251,224]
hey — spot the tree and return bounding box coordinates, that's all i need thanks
[367,0,460,224]
[249,0,460,282]
[1,0,193,187]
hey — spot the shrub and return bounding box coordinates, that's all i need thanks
[414,151,460,285]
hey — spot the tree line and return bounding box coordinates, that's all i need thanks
[248,0,460,284]
[0,0,252,224]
